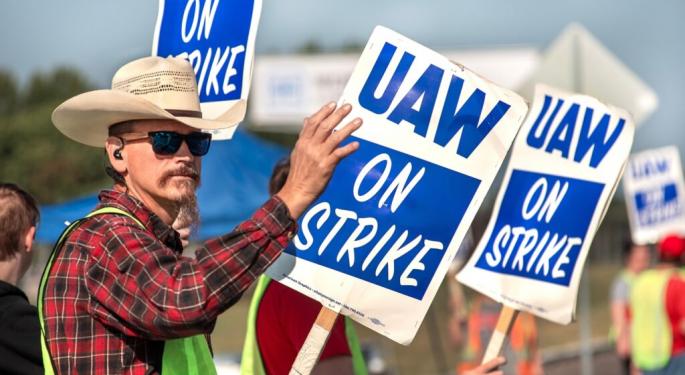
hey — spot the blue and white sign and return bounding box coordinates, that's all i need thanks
[266,26,528,344]
[458,84,635,324]
[153,0,262,139]
[623,146,685,244]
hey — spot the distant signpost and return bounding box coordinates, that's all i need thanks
[520,23,658,126]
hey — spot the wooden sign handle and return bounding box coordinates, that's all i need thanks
[482,305,519,364]
[289,306,339,375]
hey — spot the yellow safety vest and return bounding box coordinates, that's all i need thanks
[37,207,216,375]
[240,275,367,375]
[630,268,674,371]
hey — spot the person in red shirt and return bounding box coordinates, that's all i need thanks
[243,158,508,375]
[257,279,356,374]
[242,157,362,375]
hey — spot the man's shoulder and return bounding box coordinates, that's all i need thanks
[73,211,148,234]
[62,212,151,254]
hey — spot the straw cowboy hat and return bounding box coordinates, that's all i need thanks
[52,56,246,147]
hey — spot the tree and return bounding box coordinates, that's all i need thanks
[0,67,109,204]
[297,40,323,54]
[0,70,18,115]
[23,67,90,107]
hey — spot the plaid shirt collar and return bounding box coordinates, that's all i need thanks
[97,189,182,252]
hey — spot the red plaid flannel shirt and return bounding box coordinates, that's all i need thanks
[43,189,296,374]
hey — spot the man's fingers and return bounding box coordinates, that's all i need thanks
[330,141,360,162]
[301,102,337,139]
[483,356,506,368]
[324,117,363,152]
[479,356,506,373]
[461,357,505,375]
[313,103,353,142]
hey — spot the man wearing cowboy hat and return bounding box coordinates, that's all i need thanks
[40,56,362,374]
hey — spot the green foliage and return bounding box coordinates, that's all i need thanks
[0,71,18,115]
[297,40,323,54]
[23,67,91,107]
[0,68,110,204]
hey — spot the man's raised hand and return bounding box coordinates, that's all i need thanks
[276,102,363,219]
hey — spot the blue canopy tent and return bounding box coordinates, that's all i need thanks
[36,131,288,244]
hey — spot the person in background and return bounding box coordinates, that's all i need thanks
[457,295,543,375]
[446,230,474,350]
[609,239,651,374]
[0,183,43,375]
[241,156,367,375]
[445,231,532,375]
[630,234,685,374]
[241,157,508,375]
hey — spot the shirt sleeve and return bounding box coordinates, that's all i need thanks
[610,276,629,303]
[85,196,296,340]
[675,278,685,318]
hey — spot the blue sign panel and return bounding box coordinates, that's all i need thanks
[475,169,604,286]
[155,0,256,102]
[634,182,683,226]
[287,137,481,300]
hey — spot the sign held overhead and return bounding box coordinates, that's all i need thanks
[623,146,685,245]
[153,0,262,139]
[458,84,634,324]
[266,26,528,344]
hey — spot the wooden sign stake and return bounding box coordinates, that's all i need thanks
[482,305,519,364]
[289,306,339,375]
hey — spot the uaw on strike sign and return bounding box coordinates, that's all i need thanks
[153,0,262,138]
[266,26,527,344]
[623,146,685,245]
[458,84,634,324]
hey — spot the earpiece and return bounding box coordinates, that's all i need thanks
[111,136,125,160]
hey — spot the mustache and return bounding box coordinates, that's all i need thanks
[160,165,200,185]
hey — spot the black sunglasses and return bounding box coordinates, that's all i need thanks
[123,131,212,156]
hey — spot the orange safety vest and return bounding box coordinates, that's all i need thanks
[457,296,538,375]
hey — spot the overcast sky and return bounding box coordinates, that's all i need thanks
[2,0,684,153]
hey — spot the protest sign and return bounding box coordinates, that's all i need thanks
[266,26,528,344]
[623,146,685,244]
[152,0,262,139]
[458,84,635,325]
